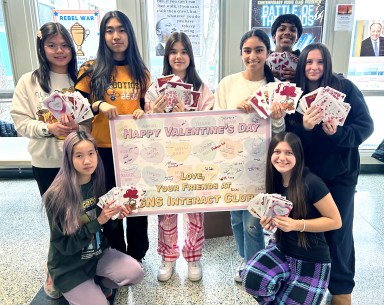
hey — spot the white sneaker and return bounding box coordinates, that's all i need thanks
[234,260,246,283]
[187,261,202,281]
[157,261,175,282]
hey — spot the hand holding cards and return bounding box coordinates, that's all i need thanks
[42,91,93,123]
[267,52,298,77]
[297,86,351,126]
[145,74,201,111]
[248,193,293,219]
[97,185,146,220]
[248,82,302,119]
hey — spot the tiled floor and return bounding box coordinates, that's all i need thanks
[0,173,383,305]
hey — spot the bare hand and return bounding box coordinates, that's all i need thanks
[260,215,275,231]
[132,108,145,119]
[322,120,338,136]
[280,67,296,82]
[60,113,79,131]
[97,200,121,225]
[270,102,286,120]
[271,215,299,232]
[303,105,323,130]
[236,97,253,113]
[152,95,167,113]
[99,102,119,120]
[172,99,185,113]
[48,121,73,137]
[117,204,135,219]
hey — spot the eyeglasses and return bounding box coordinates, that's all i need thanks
[44,43,71,51]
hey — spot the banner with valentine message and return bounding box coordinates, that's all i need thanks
[110,110,271,216]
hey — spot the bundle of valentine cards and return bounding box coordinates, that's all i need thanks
[249,82,302,119]
[297,86,351,126]
[97,185,146,220]
[266,52,298,77]
[248,193,293,219]
[42,91,93,123]
[145,74,201,112]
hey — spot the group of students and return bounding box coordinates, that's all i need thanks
[10,11,373,305]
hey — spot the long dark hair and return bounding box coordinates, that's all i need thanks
[32,22,77,93]
[77,10,149,102]
[266,132,308,248]
[163,32,203,91]
[240,29,275,83]
[295,42,342,94]
[43,131,105,235]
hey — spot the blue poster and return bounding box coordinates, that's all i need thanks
[251,0,326,51]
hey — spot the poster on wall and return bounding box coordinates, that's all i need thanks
[250,0,326,51]
[351,20,384,57]
[153,0,203,56]
[110,110,270,216]
[334,4,354,31]
[52,10,100,67]
[348,19,384,90]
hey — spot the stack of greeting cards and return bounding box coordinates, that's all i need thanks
[146,74,201,112]
[297,86,351,126]
[248,193,293,219]
[42,91,93,123]
[267,51,299,76]
[98,185,146,220]
[249,82,302,119]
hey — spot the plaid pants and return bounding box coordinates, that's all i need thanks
[157,213,205,262]
[242,245,330,305]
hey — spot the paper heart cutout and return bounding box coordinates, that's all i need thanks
[48,97,65,112]
[278,58,283,63]
[272,59,277,64]
[142,166,166,187]
[119,165,141,185]
[192,139,216,161]
[167,165,193,183]
[166,141,192,162]
[271,204,290,216]
[194,163,219,182]
[219,162,244,181]
[141,142,165,164]
[218,138,243,159]
[118,144,139,165]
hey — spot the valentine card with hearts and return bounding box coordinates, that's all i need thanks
[273,82,302,114]
[188,91,201,111]
[249,90,269,119]
[248,193,293,219]
[157,75,182,94]
[43,92,73,120]
[98,185,146,219]
[164,87,192,112]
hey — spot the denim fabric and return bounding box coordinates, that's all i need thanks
[230,210,265,262]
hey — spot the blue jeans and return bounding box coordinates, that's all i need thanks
[230,210,265,262]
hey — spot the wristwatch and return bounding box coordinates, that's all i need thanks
[42,123,52,137]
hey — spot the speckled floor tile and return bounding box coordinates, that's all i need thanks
[1,174,384,305]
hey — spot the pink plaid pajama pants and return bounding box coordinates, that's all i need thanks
[157,213,205,262]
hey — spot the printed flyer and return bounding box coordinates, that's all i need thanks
[110,110,271,216]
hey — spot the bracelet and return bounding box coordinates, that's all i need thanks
[96,101,106,113]
[300,219,306,232]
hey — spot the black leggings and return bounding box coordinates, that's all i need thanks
[32,166,60,196]
[98,148,149,260]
